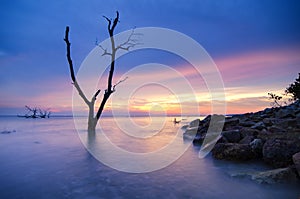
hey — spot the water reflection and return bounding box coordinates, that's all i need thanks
[77,117,193,173]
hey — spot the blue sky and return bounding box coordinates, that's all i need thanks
[0,0,300,115]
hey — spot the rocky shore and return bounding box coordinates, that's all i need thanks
[184,101,300,184]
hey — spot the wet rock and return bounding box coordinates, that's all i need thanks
[221,130,241,143]
[251,167,298,184]
[292,152,300,176]
[263,138,300,168]
[212,143,255,161]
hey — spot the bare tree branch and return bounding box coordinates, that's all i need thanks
[113,76,128,92]
[64,26,91,106]
[111,11,119,34]
[103,15,112,32]
[96,43,112,56]
[116,29,142,51]
[73,81,91,106]
[64,26,76,82]
[92,89,101,102]
[94,11,120,120]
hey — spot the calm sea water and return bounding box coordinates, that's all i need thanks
[0,116,299,199]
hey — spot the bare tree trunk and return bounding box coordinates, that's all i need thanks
[88,103,96,136]
[63,12,119,136]
[64,11,133,136]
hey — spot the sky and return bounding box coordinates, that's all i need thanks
[0,0,300,116]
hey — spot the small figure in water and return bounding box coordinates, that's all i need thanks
[173,118,181,124]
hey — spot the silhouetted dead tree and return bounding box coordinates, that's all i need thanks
[18,106,51,118]
[64,11,134,135]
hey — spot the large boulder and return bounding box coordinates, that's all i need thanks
[212,143,256,161]
[262,138,300,168]
[251,167,298,184]
[221,130,241,143]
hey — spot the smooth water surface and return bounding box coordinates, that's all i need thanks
[0,117,299,199]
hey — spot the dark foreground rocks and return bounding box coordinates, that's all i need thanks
[183,100,300,183]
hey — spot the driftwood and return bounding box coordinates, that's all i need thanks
[18,106,51,118]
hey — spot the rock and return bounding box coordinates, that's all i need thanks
[292,152,300,176]
[251,121,265,130]
[256,130,273,142]
[262,118,274,126]
[183,127,199,140]
[225,117,239,126]
[276,119,297,129]
[216,135,229,144]
[263,107,274,115]
[239,121,256,127]
[240,128,259,138]
[193,137,204,145]
[181,124,189,130]
[207,114,225,125]
[183,131,196,140]
[267,126,286,133]
[239,135,254,144]
[275,108,295,119]
[189,119,200,128]
[251,167,298,184]
[221,130,241,143]
[212,143,256,161]
[262,138,300,168]
[250,139,263,157]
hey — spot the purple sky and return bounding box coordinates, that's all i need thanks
[0,0,300,115]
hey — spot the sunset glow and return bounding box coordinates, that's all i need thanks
[1,1,299,116]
